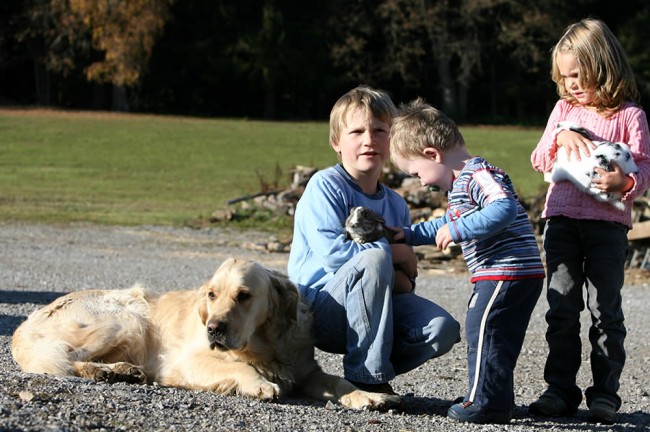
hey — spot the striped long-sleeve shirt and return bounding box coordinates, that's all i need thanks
[404,156,545,282]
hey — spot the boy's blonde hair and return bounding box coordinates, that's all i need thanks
[329,85,396,148]
[551,18,639,113]
[390,98,464,161]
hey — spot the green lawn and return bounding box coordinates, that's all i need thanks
[0,109,546,228]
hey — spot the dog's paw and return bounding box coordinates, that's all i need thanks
[77,361,147,384]
[239,378,281,401]
[109,362,148,384]
[340,390,402,411]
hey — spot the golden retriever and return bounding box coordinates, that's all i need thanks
[11,258,400,410]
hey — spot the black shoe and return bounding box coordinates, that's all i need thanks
[447,402,512,424]
[349,380,398,396]
[529,392,576,417]
[588,398,617,424]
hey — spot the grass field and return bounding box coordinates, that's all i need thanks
[0,108,546,229]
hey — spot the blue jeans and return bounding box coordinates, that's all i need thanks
[542,217,627,410]
[305,249,460,384]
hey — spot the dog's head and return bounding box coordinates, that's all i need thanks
[198,258,299,352]
[344,206,393,244]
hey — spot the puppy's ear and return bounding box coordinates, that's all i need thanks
[197,284,210,325]
[268,270,299,323]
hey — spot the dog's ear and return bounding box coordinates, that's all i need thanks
[268,270,299,323]
[197,283,210,325]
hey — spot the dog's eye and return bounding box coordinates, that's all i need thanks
[208,291,216,301]
[236,291,251,303]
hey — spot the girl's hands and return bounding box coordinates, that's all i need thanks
[557,129,596,161]
[592,162,635,193]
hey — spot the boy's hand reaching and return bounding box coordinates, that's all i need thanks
[435,224,454,250]
[388,226,405,242]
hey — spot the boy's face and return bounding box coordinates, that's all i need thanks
[393,148,452,193]
[332,108,390,181]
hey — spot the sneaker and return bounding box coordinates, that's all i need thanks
[529,392,576,417]
[349,380,398,396]
[447,402,512,424]
[588,398,617,424]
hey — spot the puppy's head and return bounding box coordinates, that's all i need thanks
[344,206,391,244]
[198,258,299,352]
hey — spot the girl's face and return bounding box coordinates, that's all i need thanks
[557,51,596,106]
[332,108,390,181]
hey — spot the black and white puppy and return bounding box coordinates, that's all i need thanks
[549,121,637,211]
[344,206,395,244]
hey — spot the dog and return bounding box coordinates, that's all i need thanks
[344,206,396,243]
[11,258,400,411]
[548,121,638,210]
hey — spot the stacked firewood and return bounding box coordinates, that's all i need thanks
[212,165,650,273]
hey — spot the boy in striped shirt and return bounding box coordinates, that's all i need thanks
[390,98,545,424]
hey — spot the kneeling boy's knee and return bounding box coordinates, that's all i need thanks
[432,316,461,356]
[357,248,392,267]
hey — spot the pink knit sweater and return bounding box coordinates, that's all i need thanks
[531,99,650,228]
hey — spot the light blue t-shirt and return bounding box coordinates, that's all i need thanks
[288,164,411,300]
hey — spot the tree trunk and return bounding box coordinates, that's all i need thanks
[263,82,276,119]
[33,61,50,105]
[490,63,497,119]
[112,85,130,112]
[458,82,468,122]
[437,56,457,118]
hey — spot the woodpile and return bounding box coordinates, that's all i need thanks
[213,165,650,273]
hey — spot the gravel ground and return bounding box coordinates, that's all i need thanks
[1,222,649,432]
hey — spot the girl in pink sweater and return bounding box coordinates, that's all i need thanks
[530,18,650,424]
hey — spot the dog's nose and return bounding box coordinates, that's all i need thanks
[207,320,227,336]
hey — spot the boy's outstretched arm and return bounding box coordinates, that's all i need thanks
[447,198,518,243]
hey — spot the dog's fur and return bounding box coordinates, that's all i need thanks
[549,121,638,210]
[11,258,400,410]
[344,206,395,243]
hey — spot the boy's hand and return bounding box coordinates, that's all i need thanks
[557,130,596,161]
[390,243,418,280]
[593,161,635,193]
[394,271,415,294]
[388,226,405,242]
[435,224,454,250]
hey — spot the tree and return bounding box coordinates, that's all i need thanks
[328,0,570,121]
[68,0,174,110]
[10,0,91,105]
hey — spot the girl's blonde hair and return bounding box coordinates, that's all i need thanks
[390,98,464,161]
[551,18,639,113]
[329,85,396,148]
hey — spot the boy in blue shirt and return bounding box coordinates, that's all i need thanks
[390,98,545,423]
[288,86,460,396]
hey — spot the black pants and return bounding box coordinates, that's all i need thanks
[542,216,627,410]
